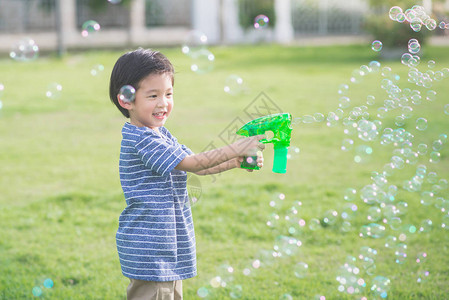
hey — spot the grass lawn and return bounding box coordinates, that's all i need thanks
[0,43,448,299]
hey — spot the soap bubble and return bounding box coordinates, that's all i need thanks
[216,264,235,287]
[370,276,391,298]
[369,61,381,72]
[294,262,309,278]
[10,38,39,62]
[426,19,437,30]
[444,104,449,115]
[410,18,423,32]
[389,6,403,21]
[416,252,427,263]
[408,39,421,54]
[309,218,321,230]
[197,287,209,298]
[210,276,222,288]
[341,139,354,151]
[229,284,243,298]
[280,294,294,300]
[401,53,413,66]
[366,95,375,105]
[339,96,351,108]
[416,270,430,283]
[433,139,443,151]
[394,243,408,264]
[337,84,349,95]
[45,82,63,99]
[415,118,428,130]
[354,145,373,163]
[119,85,136,102]
[427,60,436,69]
[442,215,449,229]
[360,223,386,238]
[388,217,402,230]
[287,146,300,160]
[90,64,104,76]
[314,112,325,122]
[32,286,43,297]
[357,120,379,142]
[384,235,398,248]
[367,206,381,222]
[254,14,270,29]
[81,20,100,37]
[182,30,208,55]
[224,75,244,95]
[322,210,338,226]
[420,191,434,206]
[371,40,383,52]
[273,235,301,256]
[43,278,54,289]
[344,188,357,202]
[108,0,122,3]
[426,90,437,101]
[190,49,215,74]
[429,151,441,163]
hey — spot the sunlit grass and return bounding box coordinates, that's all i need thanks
[0,44,448,299]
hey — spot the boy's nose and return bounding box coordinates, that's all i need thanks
[158,97,169,107]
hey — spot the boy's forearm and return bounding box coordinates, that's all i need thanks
[195,158,239,176]
[177,144,241,173]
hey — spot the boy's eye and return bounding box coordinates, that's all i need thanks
[148,95,158,99]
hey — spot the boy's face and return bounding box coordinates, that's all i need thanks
[127,73,173,131]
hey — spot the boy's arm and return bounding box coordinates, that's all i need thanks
[195,154,264,175]
[175,135,265,173]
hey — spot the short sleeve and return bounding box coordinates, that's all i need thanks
[181,144,194,155]
[161,127,194,155]
[134,130,188,177]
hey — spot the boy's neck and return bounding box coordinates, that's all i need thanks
[129,120,161,134]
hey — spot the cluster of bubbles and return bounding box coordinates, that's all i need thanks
[191,6,448,299]
[32,277,54,297]
[181,30,215,74]
[181,30,249,96]
[3,2,118,106]
[287,6,448,298]
[196,193,310,299]
[388,5,442,32]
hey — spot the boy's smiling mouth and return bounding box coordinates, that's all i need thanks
[153,111,167,119]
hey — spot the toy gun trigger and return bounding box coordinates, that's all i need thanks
[260,137,280,144]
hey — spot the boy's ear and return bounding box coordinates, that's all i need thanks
[117,95,133,110]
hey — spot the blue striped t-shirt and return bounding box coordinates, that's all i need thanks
[116,122,197,281]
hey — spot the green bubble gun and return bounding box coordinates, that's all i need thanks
[236,113,292,174]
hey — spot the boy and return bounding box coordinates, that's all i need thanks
[109,48,265,300]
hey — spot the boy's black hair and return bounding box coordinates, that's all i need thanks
[109,48,174,118]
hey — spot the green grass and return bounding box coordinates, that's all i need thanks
[0,44,448,299]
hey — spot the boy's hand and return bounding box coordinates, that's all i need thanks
[233,134,266,157]
[237,150,264,172]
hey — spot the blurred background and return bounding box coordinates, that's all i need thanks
[1,0,449,56]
